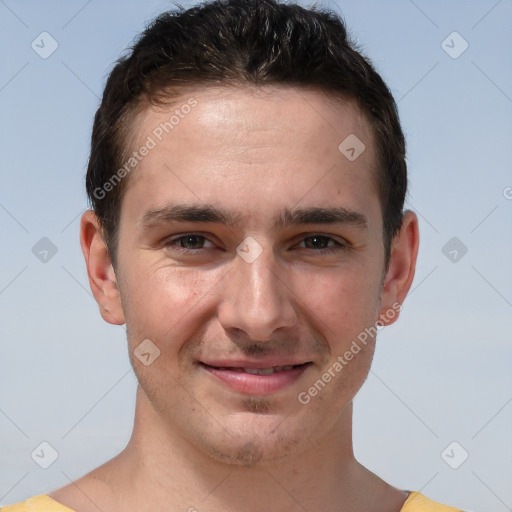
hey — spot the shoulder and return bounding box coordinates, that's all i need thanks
[400,492,464,512]
[1,495,75,512]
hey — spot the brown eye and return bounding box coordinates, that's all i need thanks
[165,234,215,251]
[178,235,206,249]
[296,235,348,255]
[303,236,334,249]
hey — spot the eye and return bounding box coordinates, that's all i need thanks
[297,235,347,254]
[165,234,214,251]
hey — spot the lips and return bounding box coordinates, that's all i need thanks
[199,361,311,395]
[204,363,300,374]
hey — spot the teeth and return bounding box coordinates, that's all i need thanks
[244,367,274,375]
[243,365,294,375]
[206,364,301,374]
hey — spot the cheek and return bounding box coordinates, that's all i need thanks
[294,264,382,334]
[120,261,223,345]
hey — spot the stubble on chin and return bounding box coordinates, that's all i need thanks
[240,396,272,414]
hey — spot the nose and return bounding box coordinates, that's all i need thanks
[217,243,297,342]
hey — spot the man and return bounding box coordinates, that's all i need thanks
[2,0,463,510]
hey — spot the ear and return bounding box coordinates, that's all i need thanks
[377,210,419,326]
[80,210,125,325]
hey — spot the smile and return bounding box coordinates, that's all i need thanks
[199,362,312,395]
[206,364,298,375]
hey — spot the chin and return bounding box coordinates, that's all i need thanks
[192,413,315,467]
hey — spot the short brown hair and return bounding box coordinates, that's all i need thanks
[86,0,407,268]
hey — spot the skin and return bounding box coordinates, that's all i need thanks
[50,85,419,512]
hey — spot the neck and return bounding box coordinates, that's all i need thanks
[92,386,407,512]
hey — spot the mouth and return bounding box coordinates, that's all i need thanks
[199,362,312,395]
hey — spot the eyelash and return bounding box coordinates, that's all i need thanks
[164,233,348,255]
[297,235,347,254]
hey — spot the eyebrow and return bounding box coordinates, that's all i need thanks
[141,203,368,230]
[141,204,242,228]
[275,206,368,229]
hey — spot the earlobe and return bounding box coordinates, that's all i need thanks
[80,210,125,325]
[378,210,419,327]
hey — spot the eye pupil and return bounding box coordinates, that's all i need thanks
[181,235,204,249]
[305,236,328,249]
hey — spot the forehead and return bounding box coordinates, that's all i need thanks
[131,85,374,159]
[120,85,380,228]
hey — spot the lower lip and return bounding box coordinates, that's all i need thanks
[200,363,311,395]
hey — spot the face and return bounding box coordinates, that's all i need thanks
[83,85,416,466]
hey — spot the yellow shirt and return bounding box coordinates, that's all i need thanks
[1,491,462,511]
[400,492,462,511]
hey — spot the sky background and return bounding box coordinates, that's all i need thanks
[0,0,511,510]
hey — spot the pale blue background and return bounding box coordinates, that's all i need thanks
[1,1,511,510]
